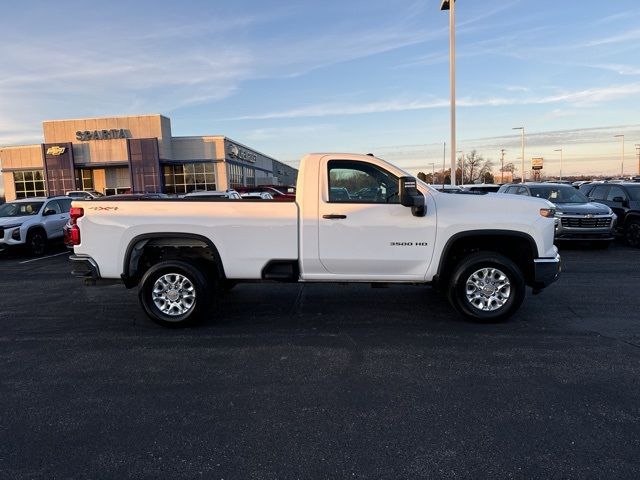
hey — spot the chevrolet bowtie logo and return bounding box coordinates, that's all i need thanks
[46,146,66,156]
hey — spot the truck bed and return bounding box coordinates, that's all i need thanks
[74,199,299,279]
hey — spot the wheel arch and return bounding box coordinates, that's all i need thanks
[435,230,538,287]
[122,233,226,288]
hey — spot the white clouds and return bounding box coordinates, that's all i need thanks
[535,83,640,106]
[227,83,640,120]
[589,64,640,76]
[584,28,640,47]
[245,124,334,141]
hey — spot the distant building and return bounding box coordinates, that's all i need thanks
[0,114,297,200]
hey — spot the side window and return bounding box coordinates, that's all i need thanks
[515,187,528,195]
[505,186,518,194]
[45,200,62,214]
[589,185,608,201]
[58,198,73,212]
[327,160,399,204]
[606,186,627,202]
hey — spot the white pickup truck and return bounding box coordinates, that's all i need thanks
[69,153,560,327]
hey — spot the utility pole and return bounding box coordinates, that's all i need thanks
[500,149,506,183]
[442,142,446,189]
[440,0,456,186]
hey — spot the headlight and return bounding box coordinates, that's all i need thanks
[540,208,556,218]
[3,223,22,229]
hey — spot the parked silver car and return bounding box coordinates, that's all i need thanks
[0,196,72,255]
[498,183,616,246]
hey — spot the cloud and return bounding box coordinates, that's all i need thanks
[588,64,640,76]
[226,83,640,120]
[584,28,640,47]
[245,124,334,141]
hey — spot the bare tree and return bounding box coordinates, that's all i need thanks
[463,150,493,183]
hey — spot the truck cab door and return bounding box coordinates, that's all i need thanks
[317,159,435,280]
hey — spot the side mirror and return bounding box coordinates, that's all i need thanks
[612,196,625,204]
[43,209,57,216]
[399,176,426,217]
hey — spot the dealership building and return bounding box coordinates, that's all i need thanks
[0,114,297,200]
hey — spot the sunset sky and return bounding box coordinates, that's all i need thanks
[1,0,639,183]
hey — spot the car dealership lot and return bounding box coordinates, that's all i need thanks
[1,244,640,478]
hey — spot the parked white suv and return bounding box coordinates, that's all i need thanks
[0,196,72,255]
[66,190,104,200]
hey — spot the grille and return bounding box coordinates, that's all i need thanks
[561,217,611,228]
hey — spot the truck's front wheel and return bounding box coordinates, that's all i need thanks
[139,261,210,327]
[447,252,525,323]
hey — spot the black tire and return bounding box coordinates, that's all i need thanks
[26,228,47,256]
[447,251,526,323]
[138,260,211,327]
[625,220,640,248]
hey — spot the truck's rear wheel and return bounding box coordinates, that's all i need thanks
[447,252,525,323]
[139,260,210,327]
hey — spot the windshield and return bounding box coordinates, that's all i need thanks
[0,201,44,217]
[529,186,589,203]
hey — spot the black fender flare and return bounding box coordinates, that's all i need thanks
[121,233,226,287]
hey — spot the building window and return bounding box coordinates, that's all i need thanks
[14,170,46,199]
[245,167,256,187]
[163,163,216,194]
[75,169,94,191]
[226,163,244,189]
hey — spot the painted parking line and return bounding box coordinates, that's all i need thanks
[19,251,70,264]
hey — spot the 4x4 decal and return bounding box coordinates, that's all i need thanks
[87,206,119,211]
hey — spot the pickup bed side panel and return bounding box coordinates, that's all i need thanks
[74,201,299,279]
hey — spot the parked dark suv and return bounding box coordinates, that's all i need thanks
[498,183,616,246]
[579,182,640,247]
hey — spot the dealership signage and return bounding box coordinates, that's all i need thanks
[76,129,128,141]
[227,142,257,163]
[531,157,544,170]
[46,146,66,156]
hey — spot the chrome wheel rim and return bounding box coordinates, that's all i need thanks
[152,273,196,317]
[465,267,511,312]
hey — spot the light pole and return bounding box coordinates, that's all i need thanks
[441,0,456,186]
[614,134,624,178]
[636,144,640,176]
[456,150,464,185]
[554,148,563,181]
[512,127,525,183]
[500,149,505,184]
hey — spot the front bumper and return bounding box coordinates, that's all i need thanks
[532,253,561,291]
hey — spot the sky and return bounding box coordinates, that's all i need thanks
[1,0,640,185]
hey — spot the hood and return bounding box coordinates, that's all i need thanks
[0,215,31,227]
[554,202,611,215]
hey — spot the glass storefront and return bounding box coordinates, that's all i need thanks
[163,162,216,194]
[13,170,46,199]
[74,168,94,191]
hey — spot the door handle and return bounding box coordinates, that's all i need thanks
[322,214,347,219]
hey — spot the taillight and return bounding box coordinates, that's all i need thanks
[70,226,81,245]
[70,207,84,246]
[70,207,84,224]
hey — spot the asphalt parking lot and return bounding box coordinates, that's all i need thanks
[1,242,639,479]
